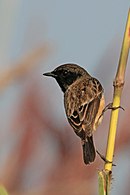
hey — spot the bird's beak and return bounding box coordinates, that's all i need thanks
[43,71,56,78]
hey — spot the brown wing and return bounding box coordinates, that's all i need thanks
[64,77,103,139]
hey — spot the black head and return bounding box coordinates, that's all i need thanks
[43,63,91,92]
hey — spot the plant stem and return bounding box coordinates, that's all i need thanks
[98,9,130,195]
[104,9,130,171]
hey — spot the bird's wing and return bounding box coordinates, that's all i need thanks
[64,77,103,138]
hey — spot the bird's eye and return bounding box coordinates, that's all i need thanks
[63,70,68,76]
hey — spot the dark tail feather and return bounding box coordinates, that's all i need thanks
[82,136,96,165]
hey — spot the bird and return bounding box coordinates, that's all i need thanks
[43,63,105,165]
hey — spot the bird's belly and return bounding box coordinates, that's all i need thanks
[93,94,105,131]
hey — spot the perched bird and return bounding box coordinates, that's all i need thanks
[43,63,105,165]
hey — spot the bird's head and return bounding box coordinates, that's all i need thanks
[43,63,90,92]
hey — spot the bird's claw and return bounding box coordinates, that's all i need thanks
[96,150,116,166]
[98,103,125,120]
[105,103,125,111]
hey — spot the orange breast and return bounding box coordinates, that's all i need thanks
[93,94,105,131]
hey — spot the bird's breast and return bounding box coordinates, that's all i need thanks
[93,94,105,131]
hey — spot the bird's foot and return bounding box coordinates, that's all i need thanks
[104,103,125,112]
[98,103,124,120]
[96,150,116,166]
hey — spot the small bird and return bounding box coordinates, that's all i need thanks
[43,63,105,165]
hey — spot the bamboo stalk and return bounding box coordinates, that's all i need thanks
[98,9,130,195]
[105,9,130,171]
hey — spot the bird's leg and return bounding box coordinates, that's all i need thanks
[104,103,125,111]
[96,103,124,165]
[96,150,116,166]
[98,103,125,120]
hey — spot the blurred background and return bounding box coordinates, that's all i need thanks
[0,1,129,195]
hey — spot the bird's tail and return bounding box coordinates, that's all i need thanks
[82,136,96,165]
